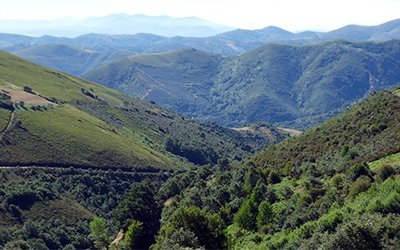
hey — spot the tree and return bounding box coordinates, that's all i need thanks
[89,217,109,249]
[158,206,225,249]
[113,180,160,249]
[256,201,273,231]
[122,220,143,249]
[234,198,257,230]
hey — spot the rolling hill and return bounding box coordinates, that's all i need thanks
[84,40,400,129]
[0,51,285,170]
[0,18,398,58]
[15,44,132,76]
[0,19,397,80]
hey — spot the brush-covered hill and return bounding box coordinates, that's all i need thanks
[84,40,400,129]
[0,51,285,171]
[85,48,224,113]
[152,87,400,249]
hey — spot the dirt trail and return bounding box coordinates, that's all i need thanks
[0,111,14,137]
[278,127,302,136]
[135,67,177,100]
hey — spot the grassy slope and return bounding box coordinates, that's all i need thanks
[0,109,10,132]
[1,105,169,169]
[0,51,175,170]
[0,51,282,170]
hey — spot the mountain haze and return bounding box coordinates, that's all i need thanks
[0,14,234,38]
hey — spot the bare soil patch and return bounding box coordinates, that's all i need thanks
[1,88,52,105]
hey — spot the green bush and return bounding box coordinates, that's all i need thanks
[378,165,395,181]
[348,176,371,200]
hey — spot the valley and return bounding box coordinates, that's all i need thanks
[0,11,399,250]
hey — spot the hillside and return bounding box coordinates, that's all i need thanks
[0,51,285,170]
[1,87,399,249]
[84,40,400,129]
[152,87,400,249]
[15,44,132,76]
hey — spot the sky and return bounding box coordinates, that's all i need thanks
[0,0,399,31]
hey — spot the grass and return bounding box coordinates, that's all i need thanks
[0,50,127,105]
[0,104,174,169]
[0,51,275,170]
[369,152,400,170]
[0,108,11,132]
[23,199,94,223]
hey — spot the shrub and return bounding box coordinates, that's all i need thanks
[378,165,395,181]
[348,176,371,200]
[159,206,225,249]
[268,171,281,184]
[347,163,370,181]
[23,86,33,93]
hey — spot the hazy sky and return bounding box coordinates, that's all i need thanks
[1,0,399,31]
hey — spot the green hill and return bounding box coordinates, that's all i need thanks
[152,87,400,249]
[0,51,284,170]
[84,40,400,129]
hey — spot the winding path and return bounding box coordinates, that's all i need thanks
[0,111,14,137]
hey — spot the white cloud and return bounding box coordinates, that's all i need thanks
[0,0,399,31]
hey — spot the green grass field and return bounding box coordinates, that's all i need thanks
[369,152,400,170]
[0,50,127,105]
[0,104,174,169]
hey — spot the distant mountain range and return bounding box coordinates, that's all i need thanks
[0,18,399,58]
[84,40,400,129]
[0,14,234,37]
[1,19,400,128]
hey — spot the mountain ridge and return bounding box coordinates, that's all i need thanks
[83,40,400,129]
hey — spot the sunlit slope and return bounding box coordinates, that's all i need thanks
[0,51,280,170]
